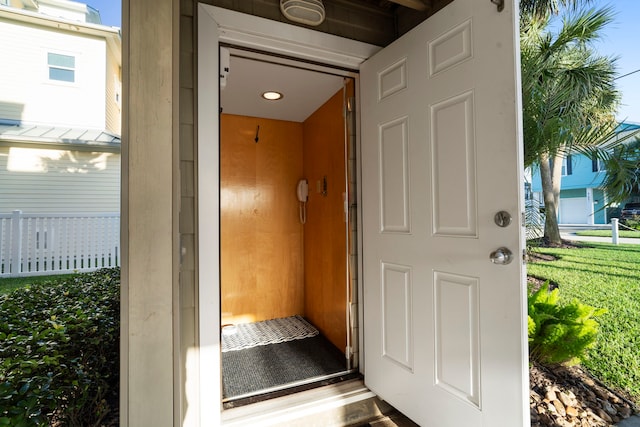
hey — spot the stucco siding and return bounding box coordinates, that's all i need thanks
[0,17,106,128]
[0,144,120,213]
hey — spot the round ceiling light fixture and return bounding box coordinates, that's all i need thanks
[261,91,284,101]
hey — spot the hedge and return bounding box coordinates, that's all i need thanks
[0,268,119,426]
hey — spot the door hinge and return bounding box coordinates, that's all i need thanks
[490,0,504,12]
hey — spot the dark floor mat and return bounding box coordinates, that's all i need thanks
[222,334,346,399]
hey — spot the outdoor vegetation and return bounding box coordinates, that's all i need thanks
[521,0,626,245]
[621,216,640,231]
[522,1,640,421]
[528,243,640,403]
[0,274,78,296]
[0,269,119,426]
[603,138,640,205]
[528,281,605,366]
[576,229,640,237]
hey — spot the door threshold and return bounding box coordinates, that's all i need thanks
[221,377,396,427]
[223,370,359,407]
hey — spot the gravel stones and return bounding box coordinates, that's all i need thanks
[530,363,638,426]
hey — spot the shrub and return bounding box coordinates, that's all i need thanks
[624,216,640,230]
[0,268,119,427]
[528,282,606,366]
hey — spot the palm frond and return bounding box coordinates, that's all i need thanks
[520,0,596,20]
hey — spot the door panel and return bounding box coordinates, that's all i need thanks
[381,262,413,371]
[361,0,528,425]
[431,91,477,236]
[433,271,480,406]
[379,117,410,232]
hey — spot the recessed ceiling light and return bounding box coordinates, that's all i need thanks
[262,91,283,101]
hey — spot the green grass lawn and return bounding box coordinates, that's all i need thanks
[527,242,640,404]
[0,273,78,294]
[575,229,640,238]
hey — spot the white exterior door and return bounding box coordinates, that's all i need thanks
[360,1,529,426]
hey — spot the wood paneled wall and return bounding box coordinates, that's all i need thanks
[220,114,305,325]
[220,90,350,354]
[302,87,348,352]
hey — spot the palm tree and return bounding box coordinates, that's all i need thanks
[601,136,640,204]
[520,6,620,245]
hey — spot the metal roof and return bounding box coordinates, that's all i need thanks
[0,123,120,150]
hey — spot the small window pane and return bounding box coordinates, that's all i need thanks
[49,67,75,82]
[48,53,75,68]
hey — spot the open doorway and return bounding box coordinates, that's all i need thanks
[218,50,358,404]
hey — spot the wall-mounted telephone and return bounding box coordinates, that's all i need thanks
[297,179,308,202]
[297,179,308,224]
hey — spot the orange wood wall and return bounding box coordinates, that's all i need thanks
[220,87,351,353]
[302,87,349,352]
[220,114,304,325]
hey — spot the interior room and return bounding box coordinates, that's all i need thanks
[218,52,357,403]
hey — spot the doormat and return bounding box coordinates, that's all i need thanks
[222,334,346,399]
[221,315,319,352]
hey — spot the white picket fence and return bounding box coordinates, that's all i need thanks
[0,211,120,277]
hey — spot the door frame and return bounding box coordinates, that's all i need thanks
[197,4,379,423]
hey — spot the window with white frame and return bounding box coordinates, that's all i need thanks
[592,156,605,172]
[48,53,76,83]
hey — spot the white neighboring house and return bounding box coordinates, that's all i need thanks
[0,0,121,275]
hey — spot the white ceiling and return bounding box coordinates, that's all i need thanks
[220,55,346,123]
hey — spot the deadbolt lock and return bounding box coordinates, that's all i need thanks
[494,211,512,228]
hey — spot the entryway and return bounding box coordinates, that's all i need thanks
[218,49,359,403]
[197,3,529,425]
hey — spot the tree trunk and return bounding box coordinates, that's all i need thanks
[551,148,565,221]
[539,151,562,245]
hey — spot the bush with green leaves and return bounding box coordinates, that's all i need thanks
[528,282,606,366]
[624,216,640,231]
[0,268,119,426]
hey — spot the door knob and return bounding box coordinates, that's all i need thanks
[490,247,513,265]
